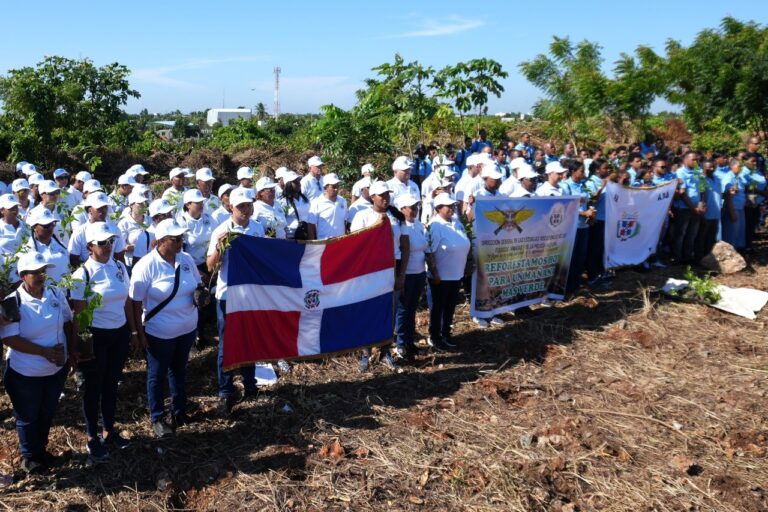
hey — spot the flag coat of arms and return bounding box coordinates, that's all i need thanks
[223,220,394,370]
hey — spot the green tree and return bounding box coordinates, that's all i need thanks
[255,102,268,122]
[0,56,139,163]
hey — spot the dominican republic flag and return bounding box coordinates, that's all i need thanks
[223,220,395,370]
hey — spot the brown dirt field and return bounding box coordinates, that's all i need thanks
[0,243,767,510]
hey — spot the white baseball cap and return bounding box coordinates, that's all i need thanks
[255,176,277,193]
[28,173,45,186]
[149,199,174,217]
[155,218,188,240]
[237,167,254,180]
[39,180,61,194]
[128,164,148,175]
[182,189,205,204]
[433,193,457,207]
[465,153,484,167]
[545,162,567,174]
[21,163,38,176]
[217,184,234,198]
[357,177,372,190]
[169,167,186,180]
[274,167,289,180]
[283,170,300,183]
[361,163,374,175]
[230,187,254,207]
[83,179,103,194]
[85,221,116,244]
[17,251,54,274]
[480,165,503,180]
[12,179,30,192]
[75,171,92,183]
[15,161,28,172]
[182,167,194,178]
[53,168,69,179]
[369,181,391,196]
[395,194,420,209]
[117,174,137,186]
[84,191,110,209]
[517,165,538,180]
[307,156,324,167]
[510,157,527,170]
[392,156,413,172]
[132,183,149,195]
[323,173,341,186]
[196,167,214,181]
[26,207,57,226]
[128,191,149,204]
[0,194,20,210]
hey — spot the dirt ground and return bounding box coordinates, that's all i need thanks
[0,242,767,511]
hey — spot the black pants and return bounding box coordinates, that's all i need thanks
[745,206,760,249]
[671,208,700,262]
[695,218,719,261]
[586,220,605,280]
[80,324,130,438]
[429,280,461,343]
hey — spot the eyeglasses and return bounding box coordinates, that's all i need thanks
[38,223,56,229]
[93,238,115,247]
[656,165,667,169]
[23,268,47,276]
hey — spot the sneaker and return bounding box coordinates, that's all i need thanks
[21,456,44,474]
[472,317,489,328]
[87,438,109,460]
[152,420,174,439]
[490,316,504,326]
[425,337,435,348]
[103,432,131,449]
[381,352,398,370]
[276,360,291,374]
[358,355,370,373]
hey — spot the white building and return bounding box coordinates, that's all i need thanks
[206,108,252,127]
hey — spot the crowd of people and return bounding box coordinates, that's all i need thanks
[0,131,765,474]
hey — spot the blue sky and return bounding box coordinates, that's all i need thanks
[1,1,764,115]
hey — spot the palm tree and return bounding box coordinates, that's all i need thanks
[255,102,268,121]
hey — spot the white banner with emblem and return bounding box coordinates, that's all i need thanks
[604,180,677,269]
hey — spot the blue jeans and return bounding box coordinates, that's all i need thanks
[80,324,130,438]
[146,330,195,422]
[4,365,67,459]
[395,272,426,350]
[217,300,256,398]
[567,228,589,294]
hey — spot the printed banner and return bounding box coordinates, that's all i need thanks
[604,181,676,269]
[471,196,580,316]
[223,220,394,370]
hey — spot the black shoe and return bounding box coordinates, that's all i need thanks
[172,413,191,428]
[431,341,450,352]
[21,456,44,475]
[242,389,258,402]
[103,431,131,449]
[87,438,109,460]
[152,420,174,439]
[38,451,57,467]
[441,337,457,349]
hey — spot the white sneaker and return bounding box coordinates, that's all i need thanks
[472,317,490,328]
[490,316,504,326]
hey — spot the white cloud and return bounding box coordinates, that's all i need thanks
[132,56,268,90]
[387,16,484,38]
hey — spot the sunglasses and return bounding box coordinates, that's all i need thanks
[93,238,115,247]
[165,236,184,243]
[23,268,48,276]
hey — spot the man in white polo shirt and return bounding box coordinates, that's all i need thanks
[195,167,220,213]
[68,192,126,266]
[351,163,374,203]
[455,153,486,215]
[162,168,188,207]
[308,173,347,239]
[386,156,420,201]
[207,187,265,413]
[236,167,254,189]
[511,165,539,197]
[300,156,325,201]
[536,162,567,196]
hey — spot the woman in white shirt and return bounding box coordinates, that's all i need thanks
[12,179,34,220]
[252,177,287,238]
[278,171,316,240]
[1,251,74,474]
[25,208,71,283]
[0,194,26,263]
[71,222,135,459]
[117,191,151,270]
[210,184,234,227]
[129,219,202,438]
[394,194,436,361]
[427,193,471,351]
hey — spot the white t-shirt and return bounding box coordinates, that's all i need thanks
[346,197,372,225]
[386,177,420,201]
[26,236,70,282]
[210,205,231,227]
[179,212,215,266]
[475,187,500,198]
[300,174,324,201]
[351,177,370,198]
[1,285,72,377]
[535,181,563,196]
[207,219,265,300]
[309,195,348,240]
[455,174,482,202]
[71,258,129,329]
[350,208,402,260]
[499,176,520,196]
[203,194,221,214]
[252,200,287,239]
[401,220,428,274]
[428,216,471,281]
[117,214,152,267]
[68,220,126,264]
[65,186,83,209]
[129,249,201,339]
[0,219,26,255]
[279,196,312,240]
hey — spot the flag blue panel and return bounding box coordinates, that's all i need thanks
[227,235,305,288]
[318,292,394,353]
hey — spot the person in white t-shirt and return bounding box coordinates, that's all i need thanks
[300,156,325,201]
[1,251,73,474]
[161,168,188,208]
[207,188,265,413]
[510,165,539,197]
[535,161,567,196]
[129,219,202,438]
[455,153,485,215]
[25,208,70,284]
[236,166,254,189]
[279,171,316,240]
[351,163,374,203]
[427,194,471,351]
[386,156,420,201]
[68,192,126,267]
[195,168,221,214]
[252,176,287,238]
[71,222,135,459]
[12,178,34,220]
[0,193,27,260]
[346,177,372,226]
[117,192,152,269]
[308,173,347,240]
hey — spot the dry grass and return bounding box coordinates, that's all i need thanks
[1,246,767,511]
